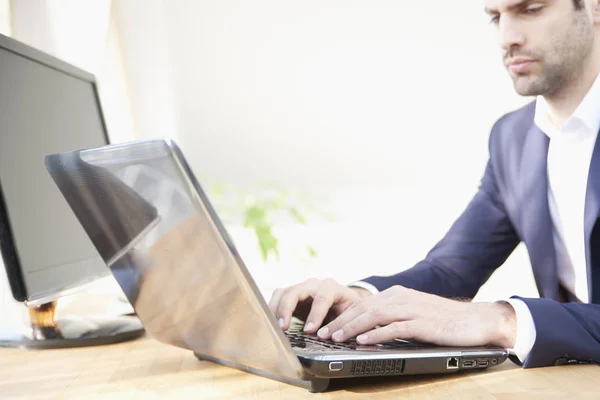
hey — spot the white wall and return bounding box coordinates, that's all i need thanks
[10,0,110,72]
[163,1,528,188]
[114,0,181,144]
[116,1,530,193]
[0,0,10,36]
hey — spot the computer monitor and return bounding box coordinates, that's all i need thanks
[0,33,144,348]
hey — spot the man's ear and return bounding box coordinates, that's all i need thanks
[592,0,600,25]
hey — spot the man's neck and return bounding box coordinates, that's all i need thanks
[543,52,600,128]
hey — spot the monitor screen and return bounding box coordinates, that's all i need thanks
[0,34,110,303]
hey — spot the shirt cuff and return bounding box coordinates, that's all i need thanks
[348,281,380,295]
[505,298,537,363]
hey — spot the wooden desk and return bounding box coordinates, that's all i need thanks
[1,335,599,399]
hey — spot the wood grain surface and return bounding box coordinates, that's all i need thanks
[2,335,600,399]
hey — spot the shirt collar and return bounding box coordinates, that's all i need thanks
[534,72,600,139]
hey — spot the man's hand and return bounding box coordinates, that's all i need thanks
[269,278,372,332]
[317,285,517,348]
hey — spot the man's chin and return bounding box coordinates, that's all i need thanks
[514,86,538,97]
[512,76,544,97]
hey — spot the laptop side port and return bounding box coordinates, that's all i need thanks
[462,360,476,368]
[478,360,489,368]
[447,357,459,369]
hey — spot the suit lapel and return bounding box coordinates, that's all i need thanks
[586,132,600,303]
[520,124,560,300]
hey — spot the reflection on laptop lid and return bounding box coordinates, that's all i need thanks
[45,151,160,267]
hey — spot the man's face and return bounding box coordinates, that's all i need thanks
[484,0,595,97]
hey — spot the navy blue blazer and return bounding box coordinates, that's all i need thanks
[363,101,600,368]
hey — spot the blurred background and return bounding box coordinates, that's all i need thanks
[0,0,538,327]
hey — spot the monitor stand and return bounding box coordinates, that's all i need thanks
[0,301,145,349]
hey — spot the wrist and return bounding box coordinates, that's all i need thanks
[487,302,517,348]
[351,286,373,300]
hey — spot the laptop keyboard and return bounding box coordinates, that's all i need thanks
[285,325,432,352]
[286,331,358,350]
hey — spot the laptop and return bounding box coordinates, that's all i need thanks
[45,138,508,393]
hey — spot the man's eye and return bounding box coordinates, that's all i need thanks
[524,6,543,14]
[489,15,500,25]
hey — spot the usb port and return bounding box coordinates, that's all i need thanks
[478,360,489,367]
[462,360,476,368]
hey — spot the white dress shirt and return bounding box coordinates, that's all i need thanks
[352,71,600,363]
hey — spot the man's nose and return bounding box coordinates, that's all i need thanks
[497,17,526,52]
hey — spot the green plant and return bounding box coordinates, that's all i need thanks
[208,184,319,262]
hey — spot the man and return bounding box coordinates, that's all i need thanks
[269,0,600,368]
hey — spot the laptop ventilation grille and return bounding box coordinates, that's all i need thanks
[351,359,404,376]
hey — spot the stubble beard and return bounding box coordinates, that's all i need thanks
[508,11,594,98]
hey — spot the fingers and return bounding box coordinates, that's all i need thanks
[356,321,417,345]
[269,287,298,330]
[318,300,367,339]
[268,278,357,332]
[324,304,407,342]
[303,279,348,333]
[275,285,311,330]
[268,288,284,316]
[318,286,413,341]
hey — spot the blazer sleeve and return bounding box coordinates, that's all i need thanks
[361,136,521,299]
[512,297,600,367]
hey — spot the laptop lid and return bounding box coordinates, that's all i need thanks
[45,138,306,381]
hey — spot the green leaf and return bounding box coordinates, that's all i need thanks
[255,225,279,261]
[307,246,318,258]
[244,205,267,228]
[288,207,306,224]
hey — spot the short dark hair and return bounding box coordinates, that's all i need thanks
[573,0,585,9]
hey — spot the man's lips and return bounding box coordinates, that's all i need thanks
[506,58,536,73]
